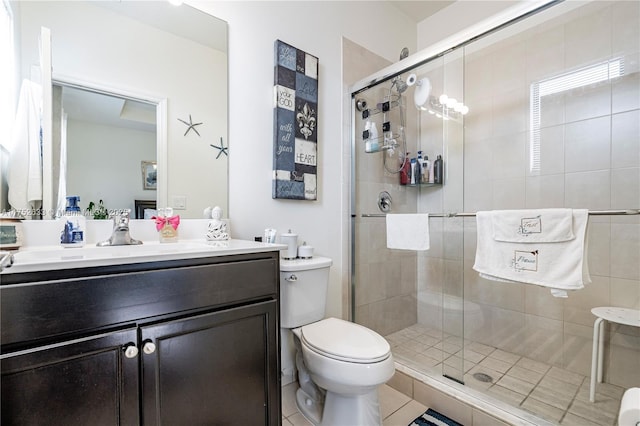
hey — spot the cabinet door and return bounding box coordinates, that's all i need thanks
[141,300,280,425]
[1,328,139,426]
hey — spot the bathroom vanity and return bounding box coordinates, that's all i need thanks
[0,242,281,425]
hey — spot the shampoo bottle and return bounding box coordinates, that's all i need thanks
[428,157,435,183]
[421,155,430,184]
[400,152,410,185]
[416,151,424,184]
[410,158,418,185]
[434,155,444,184]
[60,196,86,247]
[365,121,379,153]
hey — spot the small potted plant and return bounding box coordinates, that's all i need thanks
[87,200,109,219]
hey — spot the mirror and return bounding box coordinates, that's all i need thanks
[5,0,228,219]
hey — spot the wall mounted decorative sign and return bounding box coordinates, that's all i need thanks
[272,40,318,200]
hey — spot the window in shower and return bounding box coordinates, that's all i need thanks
[529,57,625,173]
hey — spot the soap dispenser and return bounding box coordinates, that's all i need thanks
[60,196,86,247]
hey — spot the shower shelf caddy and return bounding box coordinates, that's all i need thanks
[360,97,444,188]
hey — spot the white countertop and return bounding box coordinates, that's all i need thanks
[2,239,286,275]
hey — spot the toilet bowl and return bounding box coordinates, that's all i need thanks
[280,257,395,426]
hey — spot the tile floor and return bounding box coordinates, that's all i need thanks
[385,324,624,426]
[281,382,427,426]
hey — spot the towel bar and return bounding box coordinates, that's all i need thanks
[360,209,640,218]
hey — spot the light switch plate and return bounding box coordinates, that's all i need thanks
[172,195,187,210]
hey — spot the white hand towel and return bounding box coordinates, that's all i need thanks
[8,79,43,214]
[386,214,430,251]
[473,209,590,297]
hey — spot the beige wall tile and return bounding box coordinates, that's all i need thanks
[611,223,640,280]
[563,2,611,70]
[607,338,640,388]
[612,1,640,55]
[472,408,511,426]
[587,222,611,277]
[610,277,640,309]
[387,370,414,399]
[524,286,564,320]
[611,109,640,168]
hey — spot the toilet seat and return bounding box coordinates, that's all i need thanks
[300,318,390,364]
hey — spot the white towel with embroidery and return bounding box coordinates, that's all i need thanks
[386,214,430,251]
[473,209,590,297]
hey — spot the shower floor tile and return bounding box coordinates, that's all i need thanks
[387,324,625,425]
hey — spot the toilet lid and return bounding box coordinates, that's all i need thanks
[300,318,391,363]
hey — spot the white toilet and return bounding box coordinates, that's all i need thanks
[280,256,395,426]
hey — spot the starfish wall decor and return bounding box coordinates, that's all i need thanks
[177,114,203,136]
[210,137,228,159]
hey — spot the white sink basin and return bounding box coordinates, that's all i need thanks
[12,241,216,264]
[2,239,284,275]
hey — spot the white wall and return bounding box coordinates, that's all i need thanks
[191,1,416,319]
[416,1,519,51]
[66,120,156,215]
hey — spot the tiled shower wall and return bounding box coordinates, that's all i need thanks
[345,37,421,337]
[418,1,640,389]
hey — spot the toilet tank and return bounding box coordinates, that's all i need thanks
[280,256,332,329]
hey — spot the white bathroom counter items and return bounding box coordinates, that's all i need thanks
[590,307,640,402]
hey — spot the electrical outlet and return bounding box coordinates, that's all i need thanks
[172,195,187,210]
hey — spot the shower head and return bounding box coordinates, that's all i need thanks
[392,77,408,94]
[391,73,417,94]
[399,47,409,60]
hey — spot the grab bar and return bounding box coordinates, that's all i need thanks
[360,209,640,218]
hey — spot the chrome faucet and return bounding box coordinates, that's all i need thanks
[97,210,142,246]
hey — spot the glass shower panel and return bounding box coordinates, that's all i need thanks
[352,50,469,382]
[352,1,638,424]
[459,1,640,423]
[352,76,420,339]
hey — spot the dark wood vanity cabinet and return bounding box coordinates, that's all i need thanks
[0,252,281,425]
[1,328,140,425]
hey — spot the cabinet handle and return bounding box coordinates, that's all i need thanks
[285,274,297,282]
[143,341,156,355]
[123,344,139,359]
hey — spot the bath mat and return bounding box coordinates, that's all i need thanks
[409,408,463,426]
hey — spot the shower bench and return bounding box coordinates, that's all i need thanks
[590,306,640,402]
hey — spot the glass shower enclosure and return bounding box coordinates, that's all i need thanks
[350,1,639,424]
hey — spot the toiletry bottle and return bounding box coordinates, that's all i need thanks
[365,121,379,153]
[400,152,410,185]
[421,155,430,184]
[434,155,444,184]
[410,158,418,185]
[416,151,424,184]
[428,155,435,183]
[158,207,179,243]
[60,195,86,247]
